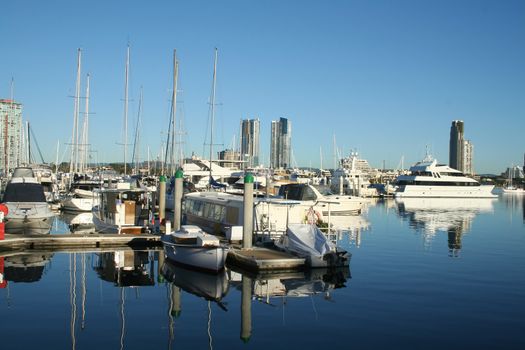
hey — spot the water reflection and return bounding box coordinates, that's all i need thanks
[1,252,53,284]
[60,212,95,234]
[396,198,496,254]
[329,215,371,248]
[93,250,155,287]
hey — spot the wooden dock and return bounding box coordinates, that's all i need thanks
[227,247,305,272]
[0,233,161,252]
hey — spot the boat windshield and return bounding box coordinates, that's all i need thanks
[2,183,47,202]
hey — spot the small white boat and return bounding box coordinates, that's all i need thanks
[502,187,525,195]
[275,223,350,268]
[161,225,227,272]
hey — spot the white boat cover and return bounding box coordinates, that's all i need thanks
[285,224,332,258]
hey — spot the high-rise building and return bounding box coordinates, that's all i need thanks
[449,120,475,174]
[270,117,291,169]
[0,99,22,175]
[240,118,260,168]
[449,120,464,171]
[463,140,474,175]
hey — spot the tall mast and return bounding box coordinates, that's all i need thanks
[123,44,130,175]
[70,48,81,174]
[209,48,218,185]
[80,73,90,174]
[27,121,31,164]
[170,49,179,175]
[55,140,60,173]
[132,86,143,175]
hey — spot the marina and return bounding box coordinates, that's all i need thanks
[0,196,524,349]
[1,1,525,348]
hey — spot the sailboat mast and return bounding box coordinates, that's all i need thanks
[81,73,90,174]
[55,140,60,173]
[70,48,81,174]
[209,48,218,184]
[27,121,31,164]
[170,49,179,175]
[123,44,130,175]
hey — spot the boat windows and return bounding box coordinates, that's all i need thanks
[397,180,480,186]
[2,183,47,202]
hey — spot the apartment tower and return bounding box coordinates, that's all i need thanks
[270,117,291,169]
[240,118,260,169]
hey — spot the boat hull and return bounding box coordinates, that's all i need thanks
[61,197,99,212]
[3,202,55,234]
[395,185,496,198]
[161,236,227,272]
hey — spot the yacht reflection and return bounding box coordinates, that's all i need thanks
[396,198,495,254]
[60,212,95,234]
[161,260,229,305]
[93,250,155,287]
[1,252,53,283]
[326,215,370,248]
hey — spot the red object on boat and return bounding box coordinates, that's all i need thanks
[0,203,8,240]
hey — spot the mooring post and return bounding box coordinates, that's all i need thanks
[243,173,254,249]
[240,274,252,343]
[159,175,166,232]
[174,169,183,232]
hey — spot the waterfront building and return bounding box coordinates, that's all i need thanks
[449,120,464,172]
[0,99,23,175]
[218,149,240,168]
[270,117,291,169]
[240,118,260,169]
[463,140,474,175]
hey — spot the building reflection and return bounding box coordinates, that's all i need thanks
[396,198,496,255]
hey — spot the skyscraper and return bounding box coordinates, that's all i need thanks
[240,118,260,168]
[270,117,291,169]
[463,140,474,175]
[449,120,464,171]
[0,99,22,174]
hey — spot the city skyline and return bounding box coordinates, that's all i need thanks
[1,0,524,174]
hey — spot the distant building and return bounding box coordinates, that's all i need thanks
[240,118,260,169]
[218,149,240,168]
[449,120,464,171]
[270,117,291,169]
[0,99,23,174]
[463,140,474,175]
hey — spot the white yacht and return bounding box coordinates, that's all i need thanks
[330,151,380,197]
[394,156,496,198]
[1,167,55,234]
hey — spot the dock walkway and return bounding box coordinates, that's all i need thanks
[0,233,161,252]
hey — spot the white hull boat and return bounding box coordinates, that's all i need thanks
[395,155,496,198]
[161,225,227,272]
[1,168,55,234]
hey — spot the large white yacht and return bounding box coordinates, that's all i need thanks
[394,156,496,198]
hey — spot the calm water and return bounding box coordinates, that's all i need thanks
[1,196,524,349]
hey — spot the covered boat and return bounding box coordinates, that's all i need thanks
[161,225,228,272]
[275,223,350,268]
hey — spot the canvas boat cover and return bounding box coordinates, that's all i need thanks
[285,224,333,258]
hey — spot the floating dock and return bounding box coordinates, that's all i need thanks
[0,233,161,252]
[227,247,305,272]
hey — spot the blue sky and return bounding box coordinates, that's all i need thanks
[1,0,524,174]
